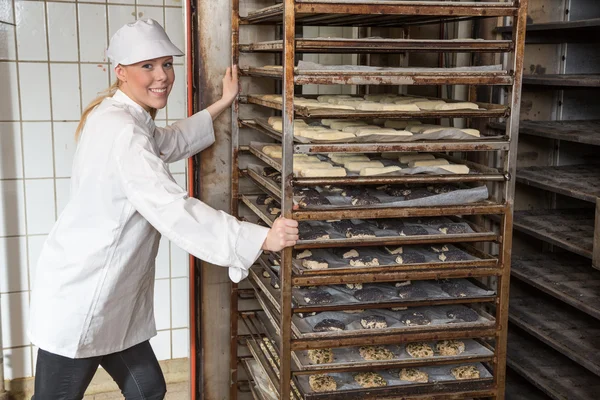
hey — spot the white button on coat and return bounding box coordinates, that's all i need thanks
[28,90,269,358]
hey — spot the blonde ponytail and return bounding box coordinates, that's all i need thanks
[75,80,158,140]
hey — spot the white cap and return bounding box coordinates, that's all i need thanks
[106,19,184,66]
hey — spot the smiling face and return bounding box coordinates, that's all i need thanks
[115,56,175,112]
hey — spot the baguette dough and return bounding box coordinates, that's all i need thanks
[439,164,470,174]
[435,102,479,111]
[342,125,381,133]
[408,159,450,167]
[329,154,370,164]
[344,161,384,172]
[330,121,368,130]
[359,166,402,176]
[300,131,356,141]
[356,102,420,111]
[262,145,282,158]
[414,100,446,110]
[300,167,347,177]
[399,153,435,163]
[317,95,352,103]
[356,128,412,137]
[307,103,356,110]
[461,128,481,137]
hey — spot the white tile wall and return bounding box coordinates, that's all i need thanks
[1,0,190,379]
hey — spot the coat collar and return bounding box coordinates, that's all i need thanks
[112,89,156,130]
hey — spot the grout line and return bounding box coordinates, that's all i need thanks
[11,2,32,374]
[17,0,182,9]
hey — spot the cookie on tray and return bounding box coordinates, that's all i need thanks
[399,226,429,236]
[354,372,387,388]
[313,319,345,332]
[358,345,394,361]
[303,289,333,305]
[399,368,429,383]
[351,194,381,206]
[400,311,431,326]
[333,248,359,259]
[301,227,330,241]
[395,252,426,264]
[438,223,471,234]
[353,287,386,302]
[406,342,434,358]
[302,257,329,270]
[346,224,376,238]
[295,249,312,259]
[446,307,479,322]
[397,285,427,299]
[441,281,470,298]
[436,339,466,356]
[307,348,334,364]
[349,256,379,267]
[309,374,337,392]
[451,365,480,380]
[298,195,331,208]
[385,245,403,255]
[345,282,363,290]
[360,315,388,329]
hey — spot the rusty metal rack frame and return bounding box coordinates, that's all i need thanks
[230,0,529,399]
[239,38,514,53]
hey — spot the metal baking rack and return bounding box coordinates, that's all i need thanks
[230,0,528,399]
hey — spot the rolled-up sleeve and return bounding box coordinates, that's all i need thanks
[153,110,215,163]
[113,123,268,282]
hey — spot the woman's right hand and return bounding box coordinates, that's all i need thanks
[261,217,299,252]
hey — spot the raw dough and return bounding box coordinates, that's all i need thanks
[342,125,381,133]
[358,346,394,361]
[302,258,329,270]
[262,145,282,158]
[434,102,479,111]
[330,121,368,130]
[308,348,334,364]
[354,372,387,388]
[344,161,384,172]
[329,154,370,164]
[399,368,429,383]
[296,250,313,259]
[360,315,388,329]
[303,290,333,305]
[400,311,431,326]
[309,374,337,392]
[408,159,450,168]
[385,246,403,255]
[414,100,446,110]
[313,319,345,332]
[355,128,412,137]
[406,342,434,358]
[349,256,379,267]
[299,167,347,177]
[360,166,402,176]
[451,365,480,380]
[439,165,470,174]
[436,340,466,356]
[356,102,420,112]
[399,153,435,163]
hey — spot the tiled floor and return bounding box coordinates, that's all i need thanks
[84,381,189,399]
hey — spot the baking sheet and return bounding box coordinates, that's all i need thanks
[254,118,500,143]
[294,362,493,394]
[293,305,494,338]
[247,164,490,209]
[296,339,494,368]
[245,359,279,400]
[287,278,495,307]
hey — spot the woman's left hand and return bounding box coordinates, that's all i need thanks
[221,65,239,106]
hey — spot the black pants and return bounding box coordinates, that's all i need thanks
[32,341,166,400]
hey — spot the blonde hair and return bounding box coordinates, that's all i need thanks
[75,80,158,140]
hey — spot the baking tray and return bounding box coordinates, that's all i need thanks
[242,358,279,400]
[250,268,496,313]
[247,141,505,185]
[244,94,509,118]
[241,119,510,153]
[246,162,490,210]
[241,195,499,247]
[251,117,506,145]
[263,243,497,276]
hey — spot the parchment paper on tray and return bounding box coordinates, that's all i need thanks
[292,128,496,143]
[294,304,491,336]
[293,245,479,272]
[312,185,490,210]
[295,362,493,393]
[296,338,492,367]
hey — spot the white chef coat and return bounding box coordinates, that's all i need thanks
[28,89,269,358]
